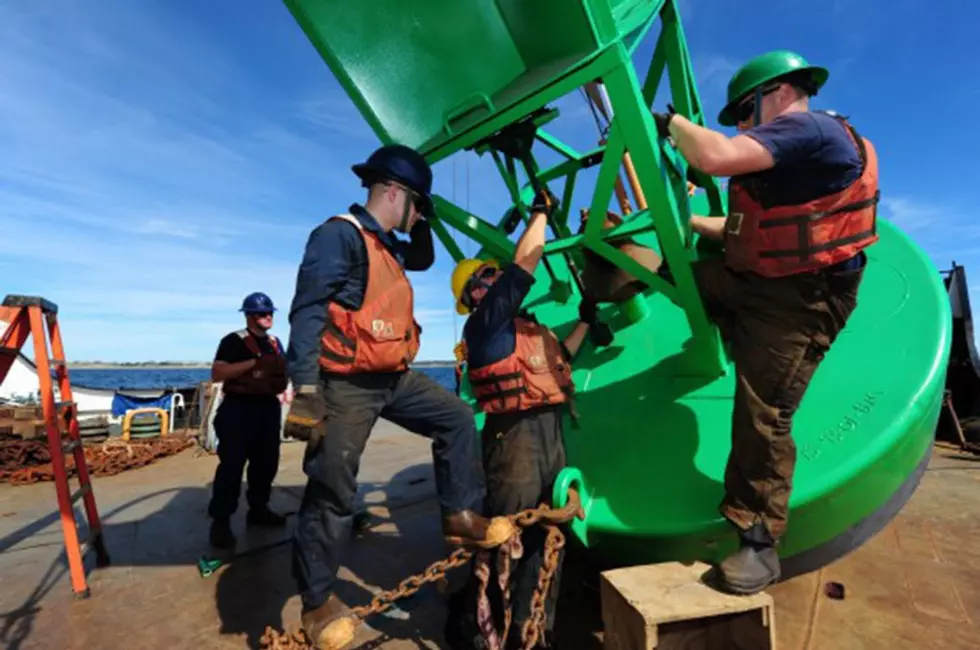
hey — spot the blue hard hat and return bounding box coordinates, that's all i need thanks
[240,292,276,313]
[352,144,434,216]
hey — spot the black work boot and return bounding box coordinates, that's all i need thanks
[210,518,236,549]
[715,523,781,595]
[352,509,372,535]
[246,505,286,528]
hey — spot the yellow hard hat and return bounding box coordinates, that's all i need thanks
[451,258,499,315]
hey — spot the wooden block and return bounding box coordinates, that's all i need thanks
[0,405,42,420]
[601,561,776,650]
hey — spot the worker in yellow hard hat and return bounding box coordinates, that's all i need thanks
[445,188,598,650]
[451,257,500,316]
[650,50,879,595]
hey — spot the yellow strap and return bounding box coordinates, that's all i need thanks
[286,414,319,428]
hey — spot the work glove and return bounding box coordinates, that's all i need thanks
[579,295,614,348]
[529,187,558,216]
[283,387,328,443]
[651,104,677,139]
[578,295,598,324]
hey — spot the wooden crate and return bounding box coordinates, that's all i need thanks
[601,561,776,650]
[0,405,43,421]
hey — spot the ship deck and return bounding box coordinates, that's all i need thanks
[1,422,978,649]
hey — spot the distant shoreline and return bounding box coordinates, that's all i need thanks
[69,363,211,370]
[69,361,456,370]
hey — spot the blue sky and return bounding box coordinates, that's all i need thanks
[1,0,977,362]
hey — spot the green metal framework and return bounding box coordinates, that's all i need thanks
[432,1,729,378]
[284,0,729,378]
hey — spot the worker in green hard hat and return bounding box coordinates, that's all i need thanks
[651,50,881,595]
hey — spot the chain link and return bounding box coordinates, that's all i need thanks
[0,434,195,484]
[259,490,584,650]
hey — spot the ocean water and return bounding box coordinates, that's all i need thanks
[68,366,458,392]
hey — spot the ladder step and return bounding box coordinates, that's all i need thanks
[2,295,59,313]
[70,483,92,504]
[63,439,81,453]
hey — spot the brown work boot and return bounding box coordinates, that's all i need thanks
[301,594,355,650]
[442,509,516,549]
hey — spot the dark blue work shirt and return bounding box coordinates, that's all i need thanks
[738,111,863,207]
[738,110,867,270]
[285,204,434,386]
[462,263,536,369]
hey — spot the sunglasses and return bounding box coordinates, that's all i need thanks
[252,311,273,319]
[387,182,426,213]
[464,265,498,293]
[732,83,782,123]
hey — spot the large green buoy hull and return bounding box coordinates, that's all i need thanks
[279,0,950,576]
[545,218,950,572]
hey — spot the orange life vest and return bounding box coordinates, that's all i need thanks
[318,214,421,374]
[466,316,574,415]
[723,113,880,278]
[222,330,289,396]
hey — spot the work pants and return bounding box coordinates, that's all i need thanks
[692,257,864,539]
[207,393,283,520]
[447,405,567,649]
[291,370,486,611]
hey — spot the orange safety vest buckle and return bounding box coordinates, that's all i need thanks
[466,317,574,415]
[318,214,421,374]
[724,113,880,278]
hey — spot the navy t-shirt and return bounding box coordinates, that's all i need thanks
[462,263,536,369]
[738,111,863,207]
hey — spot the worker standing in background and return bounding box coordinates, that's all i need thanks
[651,51,878,594]
[283,144,495,646]
[207,292,290,549]
[446,189,595,649]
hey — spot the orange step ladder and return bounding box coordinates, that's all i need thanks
[0,295,110,598]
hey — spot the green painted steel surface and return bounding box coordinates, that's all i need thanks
[282,0,950,572]
[282,0,664,156]
[546,218,949,567]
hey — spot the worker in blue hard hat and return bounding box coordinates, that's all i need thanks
[650,50,880,595]
[283,143,497,646]
[206,291,289,549]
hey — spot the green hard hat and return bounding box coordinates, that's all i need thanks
[717,50,829,126]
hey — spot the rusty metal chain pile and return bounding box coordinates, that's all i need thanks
[259,491,584,650]
[0,434,196,485]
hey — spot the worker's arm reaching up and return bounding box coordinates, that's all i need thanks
[520,189,593,360]
[652,109,775,177]
[513,190,553,275]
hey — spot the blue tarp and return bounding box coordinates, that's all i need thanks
[111,392,174,417]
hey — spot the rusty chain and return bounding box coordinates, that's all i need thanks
[259,490,584,650]
[0,434,195,485]
[354,546,474,619]
[519,523,565,649]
